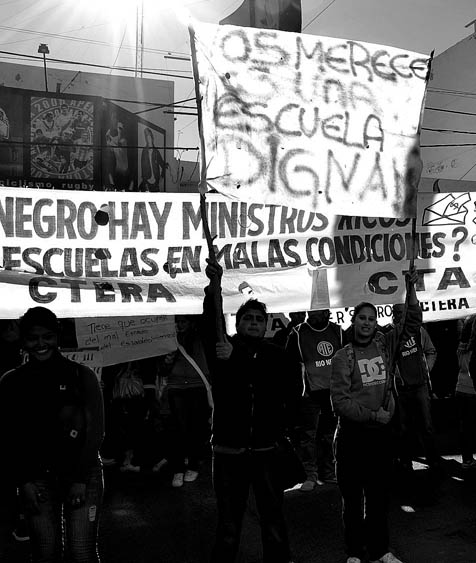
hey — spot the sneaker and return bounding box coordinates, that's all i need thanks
[347,558,362,563]
[152,458,168,473]
[172,472,184,488]
[184,469,199,482]
[321,474,338,484]
[12,520,29,542]
[461,459,476,470]
[120,463,141,473]
[371,552,404,563]
[299,479,316,492]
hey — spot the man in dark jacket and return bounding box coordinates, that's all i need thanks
[204,260,301,563]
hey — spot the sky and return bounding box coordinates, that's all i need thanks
[0,0,475,158]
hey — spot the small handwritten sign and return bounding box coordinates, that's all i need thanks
[75,315,176,366]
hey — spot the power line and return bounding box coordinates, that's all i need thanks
[0,49,193,80]
[428,87,476,99]
[422,127,476,135]
[110,25,128,75]
[459,161,476,181]
[110,97,195,107]
[302,0,338,32]
[3,140,199,150]
[425,106,476,117]
[0,24,191,58]
[421,143,476,147]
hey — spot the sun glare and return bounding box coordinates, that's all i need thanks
[77,0,141,21]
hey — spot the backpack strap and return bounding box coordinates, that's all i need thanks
[177,343,213,409]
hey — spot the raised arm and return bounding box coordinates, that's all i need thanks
[203,259,231,362]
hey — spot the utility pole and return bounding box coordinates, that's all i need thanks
[38,43,49,91]
[135,0,144,77]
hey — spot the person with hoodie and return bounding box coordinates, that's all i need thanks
[330,266,420,563]
[0,307,104,563]
[203,259,301,563]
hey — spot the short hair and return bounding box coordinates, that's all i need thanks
[19,307,59,337]
[352,301,377,323]
[236,299,268,325]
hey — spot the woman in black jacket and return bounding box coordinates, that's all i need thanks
[0,307,104,563]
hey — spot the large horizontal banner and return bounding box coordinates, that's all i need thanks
[191,22,429,217]
[0,188,475,321]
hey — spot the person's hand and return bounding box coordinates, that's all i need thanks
[403,139,423,217]
[374,407,392,425]
[216,338,233,360]
[205,259,223,281]
[67,482,86,509]
[405,141,423,194]
[22,482,41,514]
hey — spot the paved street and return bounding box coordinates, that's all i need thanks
[5,402,476,563]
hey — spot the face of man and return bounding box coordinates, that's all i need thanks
[306,309,330,328]
[236,308,266,340]
[289,311,306,325]
[175,316,192,334]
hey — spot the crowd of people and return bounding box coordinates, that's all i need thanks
[0,276,475,562]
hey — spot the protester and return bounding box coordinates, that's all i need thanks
[286,309,343,488]
[455,315,476,470]
[0,320,23,556]
[162,314,211,488]
[389,305,440,472]
[203,259,301,563]
[425,319,460,398]
[111,361,148,473]
[331,266,420,563]
[0,307,104,563]
[272,311,306,348]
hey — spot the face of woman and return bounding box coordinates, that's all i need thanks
[352,306,377,343]
[23,325,59,362]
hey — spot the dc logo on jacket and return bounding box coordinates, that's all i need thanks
[316,341,334,357]
[358,356,385,386]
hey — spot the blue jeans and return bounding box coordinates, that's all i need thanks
[25,465,103,563]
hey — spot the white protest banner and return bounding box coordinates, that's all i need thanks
[0,188,475,322]
[190,22,430,218]
[75,316,176,366]
[62,348,103,380]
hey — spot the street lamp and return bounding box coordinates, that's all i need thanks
[38,43,49,92]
